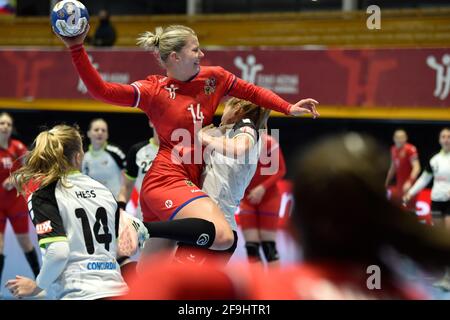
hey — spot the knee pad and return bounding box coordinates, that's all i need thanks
[245,242,262,262]
[261,241,279,262]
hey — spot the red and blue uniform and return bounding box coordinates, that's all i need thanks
[239,134,287,230]
[389,143,419,210]
[0,139,28,234]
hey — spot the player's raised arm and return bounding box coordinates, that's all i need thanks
[53,25,136,107]
[226,72,320,118]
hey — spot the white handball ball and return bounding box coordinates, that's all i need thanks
[51,0,89,37]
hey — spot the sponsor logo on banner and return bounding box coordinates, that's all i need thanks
[234,55,299,94]
[426,54,450,101]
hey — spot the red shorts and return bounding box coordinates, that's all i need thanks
[0,195,29,234]
[238,186,281,231]
[140,165,208,222]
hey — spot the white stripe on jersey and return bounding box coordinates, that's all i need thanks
[106,144,126,160]
[131,82,141,107]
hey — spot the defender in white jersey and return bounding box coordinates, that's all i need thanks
[199,99,270,232]
[200,119,259,231]
[6,125,127,300]
[404,127,450,291]
[82,118,126,198]
[118,122,159,220]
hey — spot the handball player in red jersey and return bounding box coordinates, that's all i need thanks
[385,129,421,211]
[239,130,287,266]
[54,24,319,259]
[0,112,40,284]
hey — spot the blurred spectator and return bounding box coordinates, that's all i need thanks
[92,9,117,47]
[385,129,421,212]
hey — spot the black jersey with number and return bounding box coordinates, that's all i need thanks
[28,171,127,299]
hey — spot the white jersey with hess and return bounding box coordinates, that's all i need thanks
[28,172,128,300]
[82,143,126,198]
[201,119,259,231]
[124,138,158,219]
[125,138,158,195]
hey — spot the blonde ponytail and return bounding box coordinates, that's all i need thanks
[137,25,197,63]
[137,26,164,51]
[13,125,82,195]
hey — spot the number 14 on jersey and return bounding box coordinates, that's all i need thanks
[188,103,204,124]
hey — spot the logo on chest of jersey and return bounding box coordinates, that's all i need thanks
[1,157,13,169]
[36,220,53,235]
[184,180,195,187]
[164,84,179,99]
[204,77,216,95]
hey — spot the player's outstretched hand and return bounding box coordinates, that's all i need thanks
[53,24,90,48]
[5,275,42,298]
[289,98,320,118]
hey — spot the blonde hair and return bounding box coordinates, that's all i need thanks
[0,112,13,122]
[225,98,271,130]
[13,124,83,195]
[137,25,197,63]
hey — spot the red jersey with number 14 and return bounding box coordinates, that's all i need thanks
[70,45,292,220]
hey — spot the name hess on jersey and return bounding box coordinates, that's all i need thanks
[75,190,97,199]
